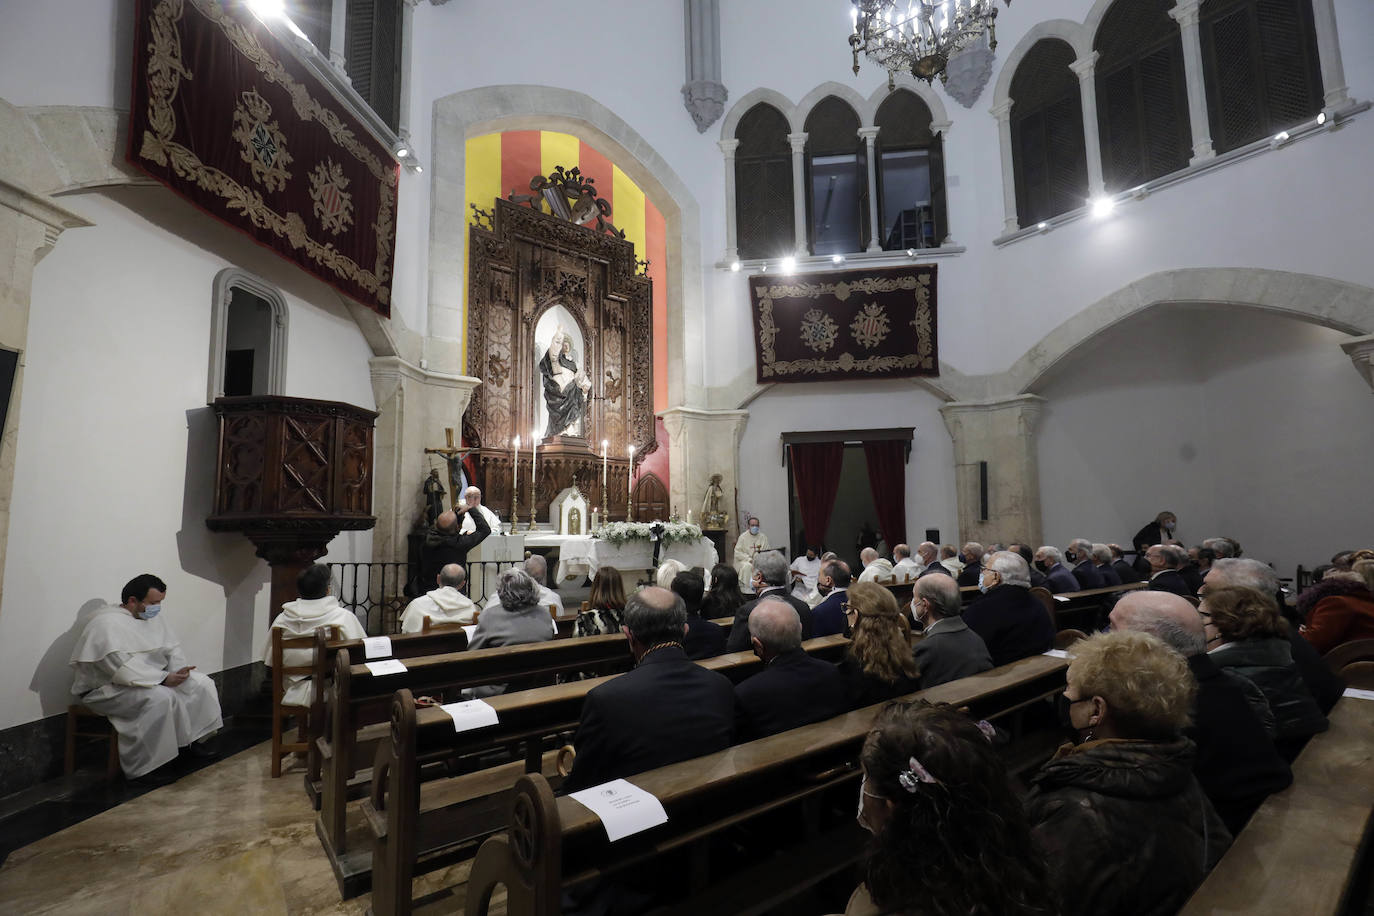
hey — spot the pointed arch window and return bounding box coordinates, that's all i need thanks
[874,90,946,250]
[803,97,864,255]
[1011,40,1089,227]
[1200,0,1323,153]
[735,103,795,260]
[1094,0,1192,190]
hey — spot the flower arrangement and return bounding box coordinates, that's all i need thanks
[597,520,704,547]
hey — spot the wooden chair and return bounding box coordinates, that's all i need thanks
[1323,638,1374,677]
[64,704,120,779]
[1054,628,1088,650]
[1339,661,1374,691]
[1029,586,1056,617]
[420,616,466,634]
[270,624,340,778]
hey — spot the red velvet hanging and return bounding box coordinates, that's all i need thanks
[789,442,845,549]
[862,440,908,549]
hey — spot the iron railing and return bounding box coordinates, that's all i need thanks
[329,561,413,635]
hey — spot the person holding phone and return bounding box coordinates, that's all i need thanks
[69,574,222,784]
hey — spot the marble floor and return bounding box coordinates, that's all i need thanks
[0,740,497,915]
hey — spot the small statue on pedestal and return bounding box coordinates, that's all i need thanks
[422,468,446,527]
[701,473,728,530]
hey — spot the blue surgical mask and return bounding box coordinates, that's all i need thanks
[749,525,759,535]
[978,576,990,594]
[139,604,162,620]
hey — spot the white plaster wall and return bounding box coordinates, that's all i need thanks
[736,380,957,555]
[0,191,376,731]
[0,0,131,109]
[1036,306,1374,576]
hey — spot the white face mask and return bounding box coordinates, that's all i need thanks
[749,525,760,536]
[139,603,162,620]
[856,774,883,834]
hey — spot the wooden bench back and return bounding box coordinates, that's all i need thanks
[462,653,1069,916]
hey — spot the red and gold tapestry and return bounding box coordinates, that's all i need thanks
[750,265,938,384]
[128,0,397,316]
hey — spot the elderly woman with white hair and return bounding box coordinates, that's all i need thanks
[468,568,556,651]
[962,551,1056,666]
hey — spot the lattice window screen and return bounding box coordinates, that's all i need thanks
[875,90,945,246]
[736,104,795,259]
[345,0,403,131]
[1011,39,1088,227]
[1201,0,1323,152]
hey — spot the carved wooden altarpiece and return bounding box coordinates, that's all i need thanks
[465,168,656,523]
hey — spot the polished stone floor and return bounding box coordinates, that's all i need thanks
[0,737,496,915]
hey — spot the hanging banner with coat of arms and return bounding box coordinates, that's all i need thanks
[749,265,939,384]
[128,0,397,316]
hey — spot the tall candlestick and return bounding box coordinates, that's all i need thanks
[510,435,520,532]
[627,444,635,521]
[601,439,609,519]
[527,429,538,531]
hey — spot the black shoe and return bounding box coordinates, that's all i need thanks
[185,736,220,760]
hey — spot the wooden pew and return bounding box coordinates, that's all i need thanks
[363,635,855,909]
[458,653,1070,916]
[1179,695,1374,915]
[316,632,640,870]
[302,629,470,805]
[1028,581,1147,631]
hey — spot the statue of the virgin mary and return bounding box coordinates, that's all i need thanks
[539,327,591,438]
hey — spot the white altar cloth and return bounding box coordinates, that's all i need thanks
[537,534,719,584]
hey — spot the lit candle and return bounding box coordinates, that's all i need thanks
[511,435,520,529]
[601,439,609,514]
[627,444,635,520]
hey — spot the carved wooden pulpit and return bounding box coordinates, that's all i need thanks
[206,395,377,620]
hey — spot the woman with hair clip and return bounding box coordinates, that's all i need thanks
[574,566,628,638]
[844,701,1057,916]
[837,582,920,708]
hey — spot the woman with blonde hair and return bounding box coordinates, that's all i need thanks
[574,566,627,638]
[1026,630,1230,916]
[837,582,920,709]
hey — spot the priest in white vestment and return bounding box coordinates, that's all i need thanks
[458,486,503,535]
[734,517,769,594]
[263,564,367,705]
[70,574,222,779]
[789,546,822,599]
[401,563,479,633]
[857,547,895,583]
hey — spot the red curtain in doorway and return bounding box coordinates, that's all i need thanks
[863,440,907,549]
[789,442,845,549]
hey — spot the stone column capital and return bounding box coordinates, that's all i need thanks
[989,100,1014,121]
[717,138,740,157]
[1341,334,1374,393]
[787,132,809,152]
[1069,51,1100,79]
[1168,0,1203,28]
[857,126,881,142]
[930,119,953,136]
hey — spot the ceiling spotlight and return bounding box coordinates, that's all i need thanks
[1090,197,1116,219]
[730,260,741,272]
[248,0,285,18]
[1037,221,1049,231]
[395,146,410,159]
[780,256,797,274]
[1316,111,1328,126]
[1274,130,1290,143]
[831,254,845,265]
[906,248,916,258]
[760,263,768,273]
[414,165,423,174]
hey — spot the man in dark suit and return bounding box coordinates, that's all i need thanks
[420,507,490,586]
[955,542,985,588]
[1066,538,1106,589]
[1033,546,1080,594]
[964,551,1056,665]
[1011,543,1049,589]
[1145,544,1192,597]
[733,598,847,739]
[1091,543,1123,587]
[1109,543,1142,584]
[562,587,735,792]
[725,551,813,652]
[1110,590,1292,833]
[673,570,726,659]
[912,573,993,688]
[810,559,851,637]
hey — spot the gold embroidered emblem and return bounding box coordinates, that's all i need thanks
[799,308,839,352]
[231,88,292,191]
[850,302,891,349]
[308,158,354,235]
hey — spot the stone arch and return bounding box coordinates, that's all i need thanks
[719,88,800,140]
[208,268,290,403]
[1011,268,1374,394]
[990,20,1091,111]
[430,85,703,408]
[866,80,951,132]
[1082,0,1131,47]
[795,82,872,129]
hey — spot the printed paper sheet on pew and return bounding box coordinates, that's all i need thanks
[363,636,392,659]
[569,779,669,841]
[439,699,499,732]
[364,659,407,676]
[463,625,477,641]
[1343,687,1374,701]
[1042,649,1070,659]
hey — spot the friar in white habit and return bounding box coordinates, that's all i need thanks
[264,563,367,705]
[69,574,222,781]
[400,563,479,633]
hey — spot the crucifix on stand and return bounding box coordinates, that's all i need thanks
[423,428,473,512]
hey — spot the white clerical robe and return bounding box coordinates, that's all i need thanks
[892,557,922,581]
[858,557,895,583]
[459,504,503,536]
[789,556,821,598]
[734,530,769,592]
[70,607,222,778]
[262,596,367,706]
[401,586,478,634]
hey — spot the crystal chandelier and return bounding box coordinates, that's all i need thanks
[848,0,1010,87]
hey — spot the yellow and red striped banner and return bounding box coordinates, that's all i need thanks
[464,130,667,412]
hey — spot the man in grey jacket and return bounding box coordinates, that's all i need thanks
[912,573,992,688]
